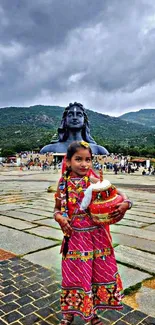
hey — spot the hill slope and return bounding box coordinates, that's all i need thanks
[0,105,155,156]
[120,109,155,128]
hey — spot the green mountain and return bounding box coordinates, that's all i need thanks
[0,105,155,157]
[120,109,155,128]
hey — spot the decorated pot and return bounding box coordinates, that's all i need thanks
[81,179,124,225]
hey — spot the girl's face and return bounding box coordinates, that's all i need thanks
[67,148,92,177]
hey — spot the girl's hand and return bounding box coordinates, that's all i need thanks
[59,217,72,236]
[109,201,129,220]
[91,215,101,226]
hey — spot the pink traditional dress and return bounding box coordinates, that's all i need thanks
[58,171,124,322]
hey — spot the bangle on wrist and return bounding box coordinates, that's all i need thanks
[53,210,62,220]
[124,199,133,210]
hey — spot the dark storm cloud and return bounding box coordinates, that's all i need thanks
[1,0,155,115]
[0,0,104,49]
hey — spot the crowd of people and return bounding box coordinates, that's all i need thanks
[1,151,154,176]
[93,159,137,175]
[93,157,155,176]
[142,165,155,175]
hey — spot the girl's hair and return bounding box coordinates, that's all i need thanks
[66,141,93,160]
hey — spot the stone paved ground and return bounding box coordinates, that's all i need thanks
[0,168,155,324]
[1,257,155,325]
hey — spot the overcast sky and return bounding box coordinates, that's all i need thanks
[1,0,155,116]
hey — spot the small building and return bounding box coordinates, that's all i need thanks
[130,158,148,167]
[52,153,65,163]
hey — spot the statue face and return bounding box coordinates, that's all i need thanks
[66,106,84,129]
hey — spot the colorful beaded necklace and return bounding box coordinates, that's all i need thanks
[59,171,90,218]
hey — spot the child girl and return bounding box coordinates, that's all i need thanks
[54,141,132,325]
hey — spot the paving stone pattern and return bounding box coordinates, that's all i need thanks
[114,245,155,274]
[0,169,155,323]
[0,225,56,255]
[1,257,155,325]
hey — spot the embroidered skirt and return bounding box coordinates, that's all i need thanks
[60,215,123,321]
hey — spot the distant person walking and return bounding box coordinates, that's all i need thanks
[113,163,118,174]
